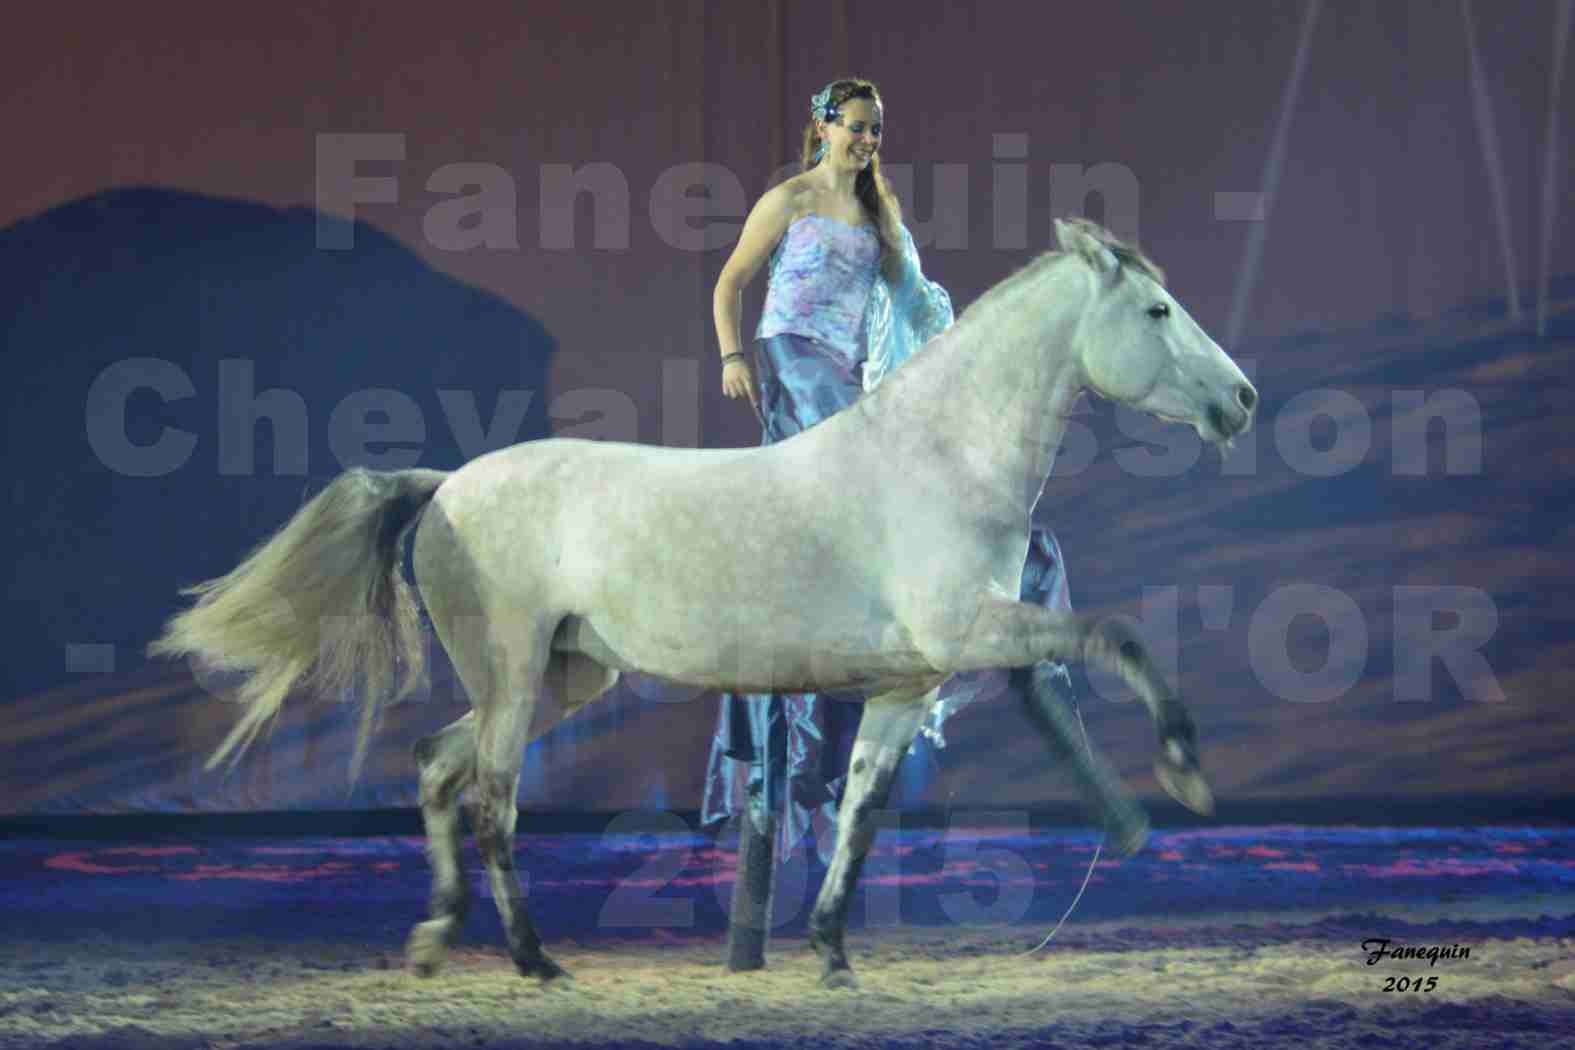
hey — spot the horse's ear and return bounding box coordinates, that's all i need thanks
[1054,218,1120,277]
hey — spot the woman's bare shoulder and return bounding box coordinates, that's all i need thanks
[769,172,823,221]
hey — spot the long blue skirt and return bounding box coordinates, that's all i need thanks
[700,331,1072,861]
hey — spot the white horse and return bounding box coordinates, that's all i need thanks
[150,218,1256,989]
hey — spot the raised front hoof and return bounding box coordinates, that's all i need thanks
[819,966,860,990]
[516,953,573,983]
[404,922,451,978]
[1154,753,1215,816]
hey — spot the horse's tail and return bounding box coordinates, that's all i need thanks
[148,467,450,781]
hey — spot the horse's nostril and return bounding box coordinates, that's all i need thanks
[1237,385,1257,412]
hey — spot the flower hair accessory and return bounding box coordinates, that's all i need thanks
[810,83,839,124]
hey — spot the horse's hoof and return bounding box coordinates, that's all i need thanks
[404,923,449,978]
[1106,810,1151,858]
[820,967,859,990]
[517,954,572,983]
[1154,757,1215,816]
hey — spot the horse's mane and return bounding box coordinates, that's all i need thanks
[857,219,1169,420]
[956,218,1167,327]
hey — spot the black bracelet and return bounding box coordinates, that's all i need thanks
[721,352,746,366]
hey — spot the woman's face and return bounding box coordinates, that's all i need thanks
[820,97,883,171]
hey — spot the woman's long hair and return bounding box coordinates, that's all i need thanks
[800,77,904,280]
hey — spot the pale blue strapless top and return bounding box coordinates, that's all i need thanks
[757,214,881,355]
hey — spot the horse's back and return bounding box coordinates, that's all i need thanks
[419,434,906,685]
[423,437,765,610]
[436,438,754,523]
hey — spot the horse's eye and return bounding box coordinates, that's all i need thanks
[1147,303,1170,319]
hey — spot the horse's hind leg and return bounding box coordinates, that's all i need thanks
[403,647,617,978]
[407,712,477,977]
[469,629,627,981]
[808,692,932,990]
[472,636,569,981]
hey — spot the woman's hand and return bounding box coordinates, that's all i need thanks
[722,357,760,415]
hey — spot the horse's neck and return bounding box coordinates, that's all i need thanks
[871,259,1086,522]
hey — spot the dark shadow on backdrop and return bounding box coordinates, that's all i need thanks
[1,187,556,701]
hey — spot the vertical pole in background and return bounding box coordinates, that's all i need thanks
[1460,0,1521,322]
[1537,0,1573,338]
[830,0,849,79]
[768,0,784,163]
[1224,0,1322,348]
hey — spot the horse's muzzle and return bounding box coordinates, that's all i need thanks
[1207,388,1256,440]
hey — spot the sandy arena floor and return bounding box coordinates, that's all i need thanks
[2,827,1572,1048]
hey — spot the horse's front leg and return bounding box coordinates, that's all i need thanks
[922,598,1213,817]
[808,693,932,989]
[1011,663,1150,856]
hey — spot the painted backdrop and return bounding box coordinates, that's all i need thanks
[3,0,1571,814]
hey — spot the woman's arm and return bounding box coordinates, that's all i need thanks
[716,181,797,408]
[862,221,955,394]
[875,174,909,284]
[715,181,796,358]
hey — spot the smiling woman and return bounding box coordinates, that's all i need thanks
[701,76,1154,980]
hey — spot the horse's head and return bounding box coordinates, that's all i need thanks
[1055,218,1256,444]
